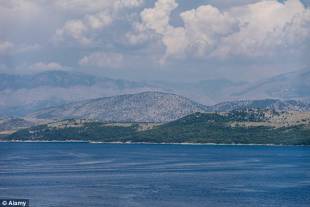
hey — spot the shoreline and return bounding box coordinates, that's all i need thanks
[0,140,309,147]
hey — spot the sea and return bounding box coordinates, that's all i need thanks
[0,142,310,207]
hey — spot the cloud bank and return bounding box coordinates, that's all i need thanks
[134,0,310,61]
[0,0,309,81]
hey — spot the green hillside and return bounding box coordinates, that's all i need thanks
[6,110,310,145]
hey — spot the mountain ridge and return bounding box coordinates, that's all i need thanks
[28,91,208,123]
[1,68,310,117]
[26,91,310,123]
[0,71,161,116]
[207,99,310,112]
[234,69,310,99]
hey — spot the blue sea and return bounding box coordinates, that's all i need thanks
[0,142,310,207]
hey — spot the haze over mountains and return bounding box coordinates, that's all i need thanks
[234,69,310,100]
[0,71,160,116]
[28,92,208,122]
[0,70,151,90]
[0,68,309,118]
[26,91,310,123]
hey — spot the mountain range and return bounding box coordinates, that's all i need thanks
[0,68,310,118]
[1,90,310,141]
[0,71,160,116]
[234,69,310,100]
[207,99,310,112]
[0,70,149,90]
[28,91,208,122]
[26,91,310,123]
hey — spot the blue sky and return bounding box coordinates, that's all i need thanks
[0,0,309,82]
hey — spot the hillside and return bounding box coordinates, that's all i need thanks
[3,93,310,136]
[0,118,34,137]
[0,118,33,131]
[207,99,310,112]
[234,69,310,100]
[27,94,310,123]
[2,69,310,117]
[134,110,310,145]
[8,109,310,145]
[0,71,160,116]
[28,92,208,122]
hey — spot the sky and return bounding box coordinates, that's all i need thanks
[0,0,309,82]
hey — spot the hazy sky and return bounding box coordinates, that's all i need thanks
[0,0,309,82]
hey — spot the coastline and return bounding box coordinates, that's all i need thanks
[0,140,309,147]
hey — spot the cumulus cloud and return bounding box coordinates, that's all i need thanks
[213,0,310,58]
[30,62,64,71]
[180,5,238,56]
[134,0,310,60]
[56,20,96,45]
[79,52,124,68]
[140,0,177,34]
[55,12,113,45]
[133,0,238,60]
[55,0,143,45]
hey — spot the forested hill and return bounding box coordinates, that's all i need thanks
[8,109,310,145]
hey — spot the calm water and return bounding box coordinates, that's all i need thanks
[0,143,310,207]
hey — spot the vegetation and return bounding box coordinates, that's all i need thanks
[6,111,310,145]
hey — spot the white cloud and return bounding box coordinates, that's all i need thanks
[86,12,113,30]
[213,0,310,58]
[180,5,238,56]
[134,0,310,60]
[56,19,95,45]
[79,52,124,68]
[126,21,163,46]
[55,0,143,45]
[140,0,177,34]
[139,0,189,60]
[30,62,64,71]
[135,0,237,60]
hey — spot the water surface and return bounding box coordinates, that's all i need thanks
[1,143,310,207]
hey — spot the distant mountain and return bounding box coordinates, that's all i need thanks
[0,71,160,116]
[28,92,208,122]
[207,99,310,112]
[0,70,150,90]
[151,79,248,104]
[2,69,310,117]
[0,71,96,90]
[159,69,310,104]
[194,79,247,96]
[28,93,310,123]
[234,69,310,100]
